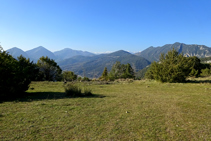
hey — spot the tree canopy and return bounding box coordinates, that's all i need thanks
[62,71,77,81]
[0,47,39,98]
[145,48,202,83]
[99,67,108,80]
[37,56,62,81]
[108,61,135,80]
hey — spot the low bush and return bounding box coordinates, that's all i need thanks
[83,87,92,96]
[201,68,211,76]
[64,83,93,97]
[64,83,82,97]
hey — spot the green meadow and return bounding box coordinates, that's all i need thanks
[1,79,211,140]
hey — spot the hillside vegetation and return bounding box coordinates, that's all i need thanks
[1,80,211,140]
[59,50,150,78]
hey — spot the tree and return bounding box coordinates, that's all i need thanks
[122,63,135,78]
[62,71,77,81]
[0,48,18,97]
[102,67,108,78]
[37,56,62,81]
[108,61,122,79]
[186,56,201,77]
[145,48,202,83]
[108,61,135,80]
[99,67,108,80]
[0,47,39,98]
[15,55,39,91]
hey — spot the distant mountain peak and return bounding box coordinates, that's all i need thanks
[34,46,49,50]
[110,50,131,55]
[6,47,29,59]
[26,46,56,61]
[136,43,211,62]
[54,48,95,61]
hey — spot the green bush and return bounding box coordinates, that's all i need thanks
[145,49,202,83]
[64,83,93,97]
[201,68,210,76]
[82,77,90,81]
[62,71,77,81]
[108,62,135,80]
[64,83,82,97]
[0,48,39,98]
[83,87,92,96]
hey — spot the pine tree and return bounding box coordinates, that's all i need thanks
[102,67,108,77]
[100,67,108,80]
[145,48,202,83]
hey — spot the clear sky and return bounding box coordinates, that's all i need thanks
[0,0,211,53]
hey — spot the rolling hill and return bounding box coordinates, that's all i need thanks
[58,50,151,78]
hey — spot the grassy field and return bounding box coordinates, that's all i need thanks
[1,80,211,140]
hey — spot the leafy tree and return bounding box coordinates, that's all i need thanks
[0,47,38,98]
[16,55,39,90]
[108,61,135,80]
[37,56,62,81]
[0,48,18,97]
[82,77,90,81]
[62,71,77,81]
[108,61,122,79]
[145,48,202,82]
[122,63,134,78]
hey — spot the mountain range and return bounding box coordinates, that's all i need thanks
[135,42,211,62]
[6,46,151,78]
[6,46,94,63]
[6,42,211,78]
[6,47,29,59]
[58,50,151,78]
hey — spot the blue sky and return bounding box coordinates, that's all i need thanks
[0,0,211,53]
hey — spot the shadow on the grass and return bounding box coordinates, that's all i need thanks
[0,92,105,103]
[186,80,211,83]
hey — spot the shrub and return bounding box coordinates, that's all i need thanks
[0,48,39,98]
[77,77,82,81]
[62,71,77,81]
[64,83,82,97]
[83,87,92,96]
[82,77,90,81]
[201,68,210,76]
[145,48,202,83]
[64,83,93,97]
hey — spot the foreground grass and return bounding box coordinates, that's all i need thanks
[1,80,211,140]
